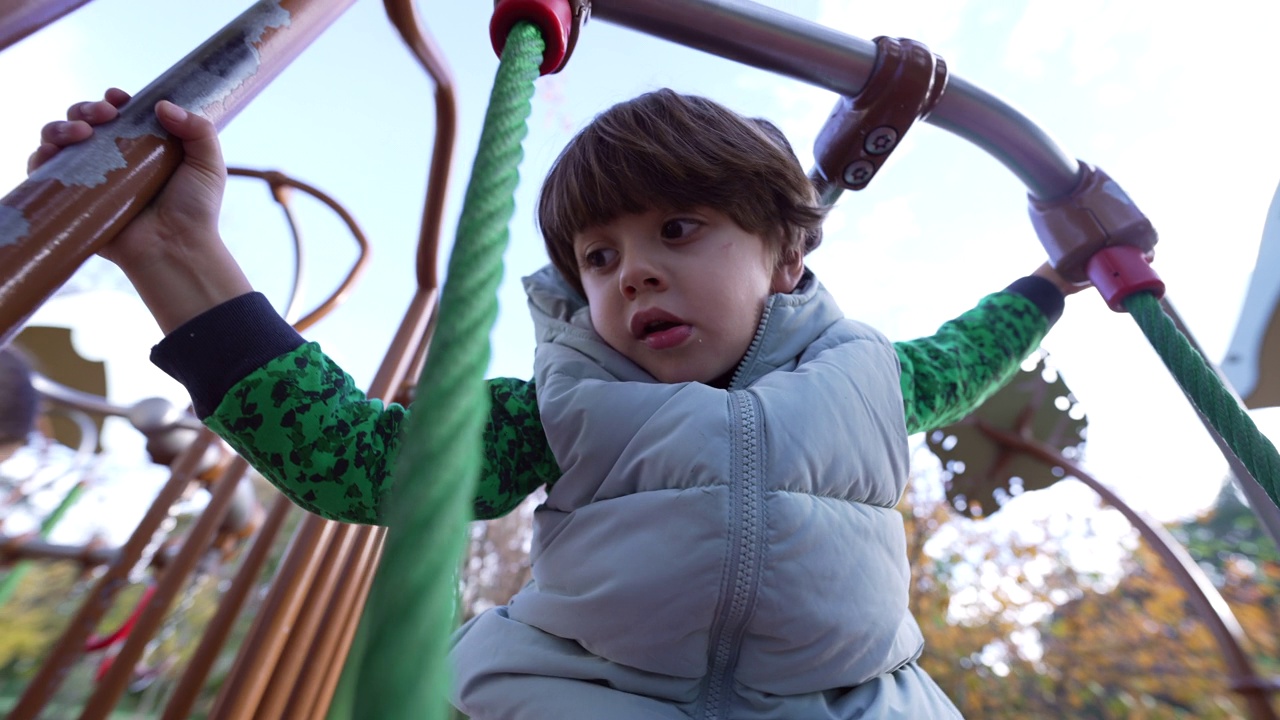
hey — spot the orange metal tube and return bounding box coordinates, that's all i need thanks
[0,0,358,346]
[7,431,216,719]
[0,0,94,53]
[286,526,384,719]
[308,529,386,719]
[208,513,337,719]
[254,523,359,719]
[160,492,296,720]
[80,456,254,718]
[383,0,457,293]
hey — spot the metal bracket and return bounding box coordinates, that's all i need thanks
[813,36,947,191]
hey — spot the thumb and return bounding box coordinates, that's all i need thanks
[154,100,225,178]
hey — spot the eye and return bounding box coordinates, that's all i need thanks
[581,246,617,270]
[660,218,700,240]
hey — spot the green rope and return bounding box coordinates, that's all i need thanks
[348,21,544,720]
[1125,291,1280,506]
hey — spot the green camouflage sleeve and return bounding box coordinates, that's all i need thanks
[205,343,556,524]
[895,291,1048,435]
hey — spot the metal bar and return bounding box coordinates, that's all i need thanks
[253,523,359,719]
[80,457,252,718]
[7,431,216,719]
[978,420,1277,720]
[285,526,383,719]
[208,513,337,719]
[0,0,95,53]
[0,0,358,346]
[0,531,115,568]
[159,493,295,720]
[590,0,1081,200]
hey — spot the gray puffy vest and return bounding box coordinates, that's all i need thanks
[453,266,940,718]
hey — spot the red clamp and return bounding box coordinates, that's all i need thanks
[1086,245,1164,311]
[813,37,948,191]
[491,0,589,75]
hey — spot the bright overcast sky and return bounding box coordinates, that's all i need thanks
[3,0,1280,540]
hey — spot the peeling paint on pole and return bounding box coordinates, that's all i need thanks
[0,205,30,247]
[0,0,354,351]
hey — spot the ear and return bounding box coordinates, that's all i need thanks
[770,248,805,294]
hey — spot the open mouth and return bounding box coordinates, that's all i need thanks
[630,310,693,350]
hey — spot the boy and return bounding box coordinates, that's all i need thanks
[32,87,1077,718]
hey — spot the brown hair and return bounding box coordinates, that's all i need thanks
[538,89,826,294]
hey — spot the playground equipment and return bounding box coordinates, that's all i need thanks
[1,0,1278,717]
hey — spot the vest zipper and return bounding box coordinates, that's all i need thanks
[727,297,775,391]
[699,390,766,718]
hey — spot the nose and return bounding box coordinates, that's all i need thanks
[618,251,666,299]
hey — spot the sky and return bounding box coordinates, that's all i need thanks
[2,0,1280,545]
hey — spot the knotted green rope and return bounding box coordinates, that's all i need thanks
[345,22,544,719]
[1125,291,1280,507]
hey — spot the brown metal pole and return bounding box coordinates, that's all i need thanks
[208,512,337,719]
[254,524,361,718]
[976,419,1279,720]
[307,529,386,720]
[0,535,118,568]
[7,430,216,719]
[0,0,358,347]
[79,457,253,718]
[160,492,295,720]
[0,0,94,53]
[284,526,384,719]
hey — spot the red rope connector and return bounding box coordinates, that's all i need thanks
[490,0,587,75]
[1086,245,1165,312]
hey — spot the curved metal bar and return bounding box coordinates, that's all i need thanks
[226,168,372,333]
[32,373,205,432]
[590,0,1081,200]
[975,419,1278,720]
[384,0,458,292]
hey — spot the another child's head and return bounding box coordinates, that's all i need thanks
[538,89,825,296]
[0,347,38,461]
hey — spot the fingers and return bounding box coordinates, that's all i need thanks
[154,100,226,180]
[27,143,60,174]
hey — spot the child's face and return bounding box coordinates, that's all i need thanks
[574,207,802,385]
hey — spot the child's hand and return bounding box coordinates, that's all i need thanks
[28,89,250,333]
[1031,261,1091,296]
[28,88,227,273]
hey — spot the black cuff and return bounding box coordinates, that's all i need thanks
[1004,276,1065,326]
[150,292,305,418]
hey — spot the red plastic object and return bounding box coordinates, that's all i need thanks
[1086,245,1165,312]
[84,584,157,652]
[490,0,572,75]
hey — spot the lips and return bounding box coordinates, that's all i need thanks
[630,308,693,350]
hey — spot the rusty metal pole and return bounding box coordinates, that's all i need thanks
[0,0,95,53]
[0,0,357,347]
[976,420,1279,720]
